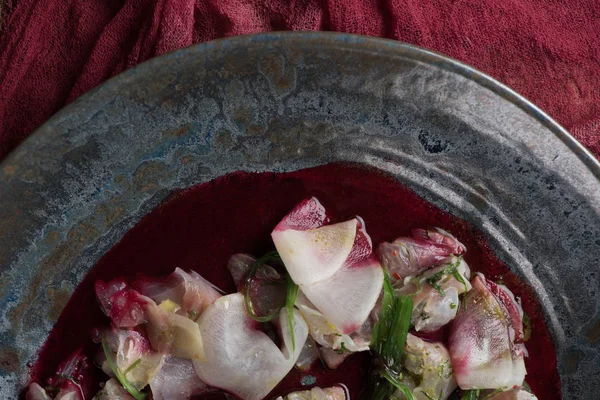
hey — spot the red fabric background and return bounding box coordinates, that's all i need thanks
[0,0,599,161]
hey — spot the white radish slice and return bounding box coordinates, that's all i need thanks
[273,219,358,285]
[150,356,206,400]
[295,292,369,352]
[194,293,309,400]
[300,256,383,334]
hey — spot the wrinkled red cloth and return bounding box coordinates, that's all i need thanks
[0,0,599,160]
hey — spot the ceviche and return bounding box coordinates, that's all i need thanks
[27,196,538,400]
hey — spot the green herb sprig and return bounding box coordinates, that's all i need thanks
[367,269,415,400]
[285,272,299,351]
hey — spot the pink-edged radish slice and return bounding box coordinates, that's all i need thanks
[273,198,383,334]
[449,273,527,390]
[378,227,467,282]
[273,197,328,231]
[272,197,345,286]
[412,227,466,255]
[378,238,451,281]
[273,218,358,285]
[194,293,309,400]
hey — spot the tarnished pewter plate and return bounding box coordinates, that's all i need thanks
[0,32,599,399]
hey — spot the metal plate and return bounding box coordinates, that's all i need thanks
[0,32,598,399]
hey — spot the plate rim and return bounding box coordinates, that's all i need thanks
[2,31,599,180]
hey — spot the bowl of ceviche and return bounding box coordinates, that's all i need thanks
[0,32,598,400]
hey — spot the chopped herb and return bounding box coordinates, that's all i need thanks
[460,389,480,400]
[335,342,349,355]
[428,280,446,296]
[243,251,283,322]
[424,257,465,296]
[187,310,199,320]
[437,360,453,379]
[285,272,299,351]
[102,338,147,400]
[450,302,457,309]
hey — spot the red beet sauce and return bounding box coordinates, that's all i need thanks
[28,162,561,399]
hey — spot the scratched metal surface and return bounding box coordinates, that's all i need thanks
[0,33,599,399]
